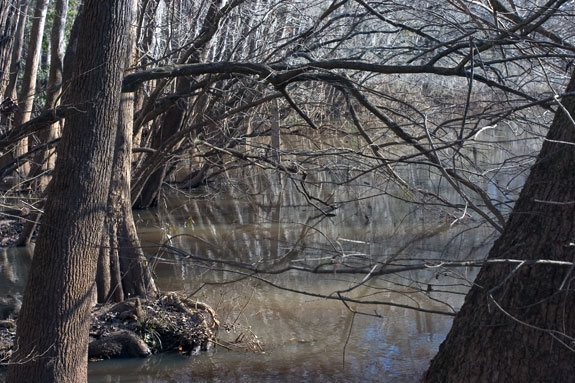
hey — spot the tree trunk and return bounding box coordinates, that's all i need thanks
[14,0,69,247]
[0,0,17,97]
[424,71,575,382]
[3,0,29,101]
[11,0,50,177]
[7,1,131,382]
[97,0,158,303]
[27,0,68,189]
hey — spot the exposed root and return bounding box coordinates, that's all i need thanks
[0,292,220,364]
[0,291,263,365]
[89,292,218,359]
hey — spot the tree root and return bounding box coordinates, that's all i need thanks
[89,292,218,359]
[0,292,220,365]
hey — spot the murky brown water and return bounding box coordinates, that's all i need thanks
[91,174,491,382]
[87,288,452,382]
[0,100,545,383]
[1,173,495,382]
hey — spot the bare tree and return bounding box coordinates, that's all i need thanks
[3,0,29,101]
[9,0,50,177]
[0,1,574,379]
[97,0,157,303]
[7,0,132,381]
[0,0,18,97]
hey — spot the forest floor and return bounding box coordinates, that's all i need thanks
[0,292,233,366]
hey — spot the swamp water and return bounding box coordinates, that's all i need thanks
[95,171,493,382]
[1,175,496,382]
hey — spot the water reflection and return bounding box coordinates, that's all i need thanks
[1,176,493,382]
[106,177,490,382]
[88,281,456,383]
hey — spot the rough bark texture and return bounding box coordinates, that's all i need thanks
[424,71,575,382]
[6,1,131,382]
[97,0,157,302]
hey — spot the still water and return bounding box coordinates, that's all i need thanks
[96,171,491,382]
[1,174,494,382]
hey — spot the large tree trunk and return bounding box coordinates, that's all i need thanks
[6,1,131,382]
[97,0,158,303]
[424,71,575,381]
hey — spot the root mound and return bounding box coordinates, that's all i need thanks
[89,292,218,360]
[0,292,218,365]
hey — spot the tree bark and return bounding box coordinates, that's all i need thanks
[97,0,158,303]
[28,0,68,189]
[424,71,575,382]
[0,0,17,97]
[14,0,69,247]
[7,1,131,382]
[3,0,29,101]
